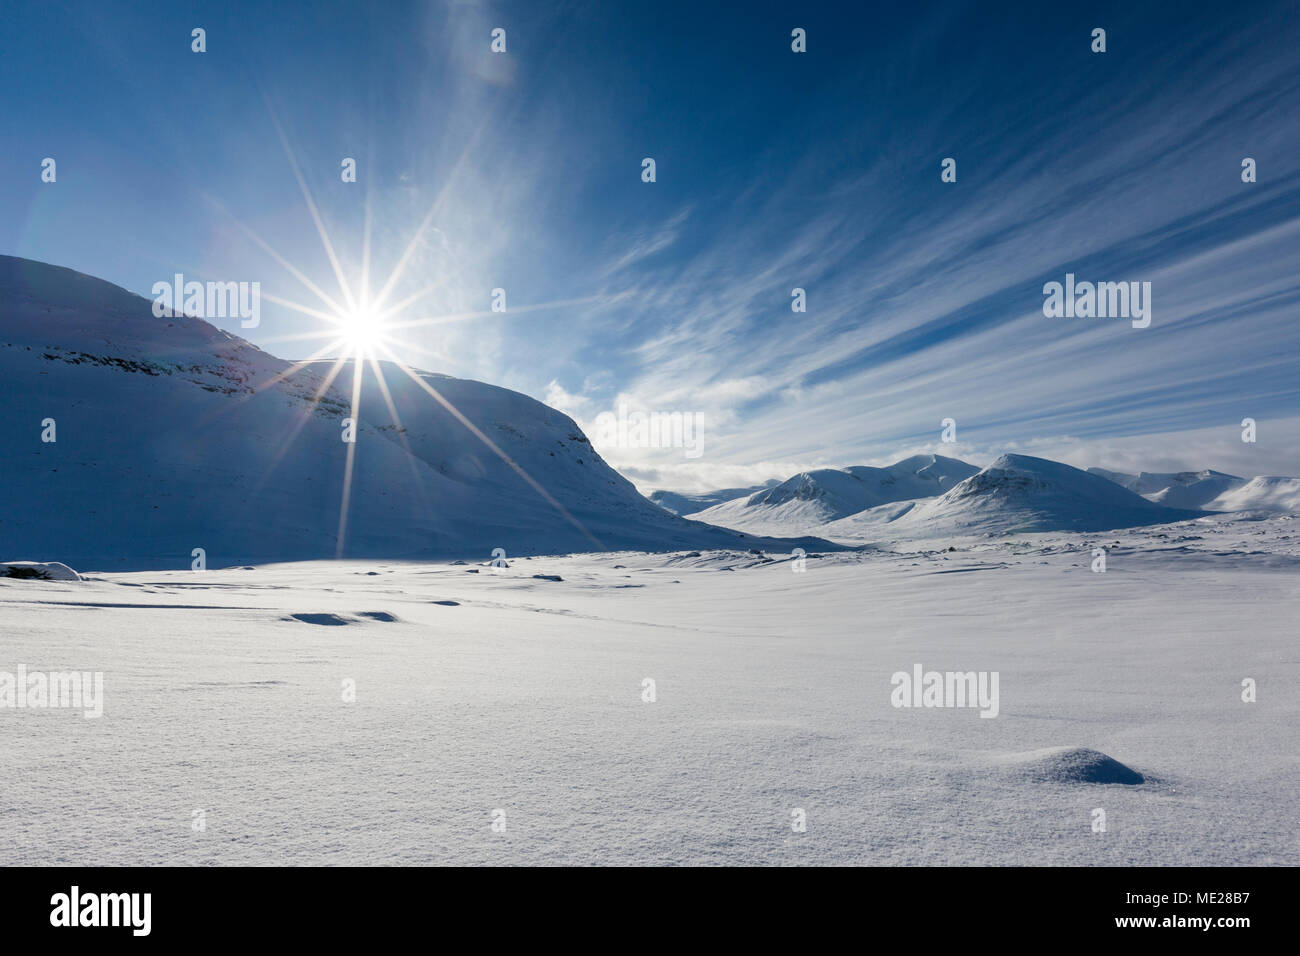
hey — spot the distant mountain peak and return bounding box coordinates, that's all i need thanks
[1088,465,1247,509]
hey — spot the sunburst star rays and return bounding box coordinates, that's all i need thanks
[214,123,604,556]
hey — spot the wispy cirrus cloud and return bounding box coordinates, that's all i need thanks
[533,4,1300,489]
[6,1,1298,493]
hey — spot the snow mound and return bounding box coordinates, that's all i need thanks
[1204,476,1300,513]
[1,560,82,581]
[999,747,1145,785]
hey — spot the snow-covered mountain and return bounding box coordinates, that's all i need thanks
[694,453,1207,540]
[0,256,834,568]
[689,454,978,535]
[843,454,982,500]
[1087,467,1300,512]
[882,454,1205,536]
[1087,467,1245,509]
[649,480,778,515]
[682,452,1300,541]
[739,468,886,521]
[9,256,1297,566]
[1203,475,1300,512]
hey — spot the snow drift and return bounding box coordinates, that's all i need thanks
[1,560,82,581]
[998,747,1145,785]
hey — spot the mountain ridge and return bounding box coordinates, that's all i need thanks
[682,452,1298,540]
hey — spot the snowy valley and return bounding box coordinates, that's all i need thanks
[1,257,1296,867]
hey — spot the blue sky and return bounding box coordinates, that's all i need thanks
[3,0,1299,491]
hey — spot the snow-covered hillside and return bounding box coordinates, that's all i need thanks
[691,454,978,535]
[690,452,1204,539]
[1088,467,1245,509]
[836,454,1203,539]
[7,255,1296,566]
[649,481,778,516]
[1204,476,1300,512]
[0,256,832,568]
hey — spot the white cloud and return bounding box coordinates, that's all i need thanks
[544,380,591,416]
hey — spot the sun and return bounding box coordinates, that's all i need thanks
[235,110,604,559]
[337,305,386,355]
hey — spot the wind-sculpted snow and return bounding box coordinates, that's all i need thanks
[1,560,82,581]
[1,535,1294,865]
[996,747,1145,785]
